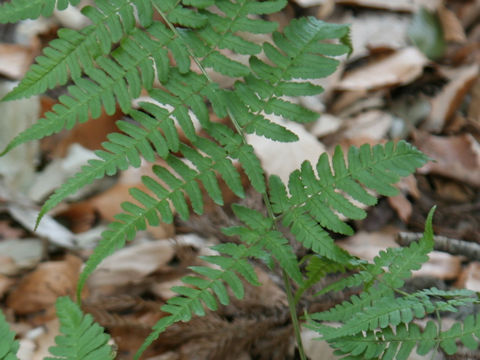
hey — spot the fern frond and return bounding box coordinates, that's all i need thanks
[174,0,287,78]
[76,137,247,299]
[328,313,480,360]
[295,255,363,303]
[225,17,350,141]
[268,141,428,262]
[0,311,19,360]
[1,21,183,156]
[135,205,281,359]
[3,0,156,102]
[46,297,114,360]
[0,0,81,23]
[309,207,436,325]
[206,122,267,194]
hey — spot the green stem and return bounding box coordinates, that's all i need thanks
[156,9,307,359]
[283,269,307,360]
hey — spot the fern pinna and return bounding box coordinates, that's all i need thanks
[307,209,480,359]
[2,0,474,359]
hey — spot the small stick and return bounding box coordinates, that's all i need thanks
[396,232,480,261]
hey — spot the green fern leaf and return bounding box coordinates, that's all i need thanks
[3,0,157,102]
[310,207,436,326]
[76,137,247,299]
[0,311,19,360]
[268,142,428,262]
[295,256,362,303]
[45,297,114,360]
[0,0,81,23]
[135,222,269,359]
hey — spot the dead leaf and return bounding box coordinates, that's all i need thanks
[0,274,14,298]
[336,47,428,91]
[388,194,412,223]
[41,104,123,159]
[438,5,467,43]
[0,239,43,276]
[87,240,176,296]
[455,262,480,291]
[301,328,339,360]
[0,43,34,79]
[337,229,398,262]
[31,319,60,360]
[247,115,326,185]
[343,110,393,140]
[468,77,480,122]
[0,82,40,192]
[8,203,77,249]
[424,64,479,132]
[310,113,342,138]
[28,144,98,202]
[6,254,84,316]
[0,220,26,239]
[347,13,410,60]
[412,251,462,280]
[415,132,480,188]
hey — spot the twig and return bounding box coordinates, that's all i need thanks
[396,232,480,261]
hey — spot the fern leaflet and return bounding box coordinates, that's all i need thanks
[0,0,81,24]
[46,297,114,360]
[0,311,19,360]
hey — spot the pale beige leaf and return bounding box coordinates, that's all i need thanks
[425,64,478,132]
[87,240,175,295]
[336,47,428,91]
[415,132,480,187]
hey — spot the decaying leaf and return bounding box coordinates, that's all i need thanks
[247,116,326,185]
[336,47,428,91]
[6,254,84,316]
[0,43,34,79]
[425,64,479,132]
[87,240,176,297]
[415,132,480,188]
[438,5,466,43]
[342,110,393,140]
[412,251,462,280]
[0,238,43,275]
[0,82,40,192]
[456,262,480,292]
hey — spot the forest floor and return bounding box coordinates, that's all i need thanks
[0,0,479,359]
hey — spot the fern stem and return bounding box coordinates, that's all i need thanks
[153,9,307,358]
[283,269,308,360]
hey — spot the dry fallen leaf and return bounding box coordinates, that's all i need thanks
[87,240,176,296]
[438,5,467,43]
[455,262,480,291]
[247,116,326,185]
[347,12,410,59]
[0,82,40,192]
[412,251,462,280]
[0,43,34,79]
[337,229,398,262]
[424,64,479,132]
[468,77,480,122]
[336,47,429,91]
[342,110,393,140]
[0,239,43,276]
[415,132,480,188]
[6,254,83,316]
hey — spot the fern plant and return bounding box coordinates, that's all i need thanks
[0,297,115,360]
[1,0,478,359]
